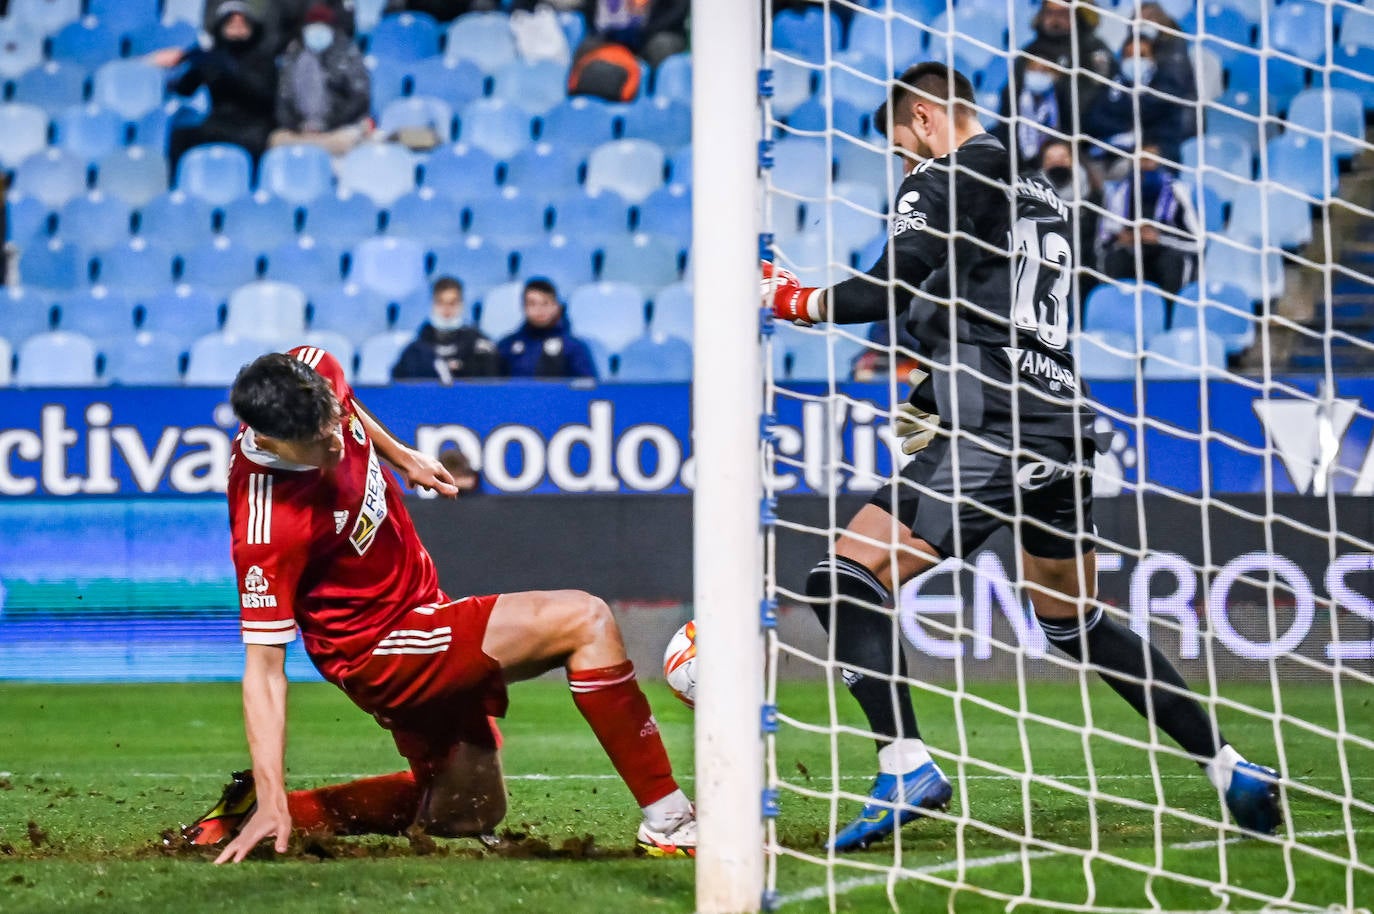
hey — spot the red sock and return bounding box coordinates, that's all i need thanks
[569,660,678,808]
[287,771,420,835]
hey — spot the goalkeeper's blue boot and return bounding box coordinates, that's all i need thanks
[1225,761,1282,835]
[830,761,952,852]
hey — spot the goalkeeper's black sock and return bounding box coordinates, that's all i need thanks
[806,556,921,749]
[1037,607,1224,760]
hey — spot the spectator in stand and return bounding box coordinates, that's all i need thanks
[498,278,599,379]
[1136,3,1194,95]
[515,0,689,67]
[1039,138,1103,302]
[270,3,372,157]
[1019,0,1117,117]
[996,56,1071,171]
[1084,34,1196,165]
[392,277,504,382]
[438,447,484,495]
[159,1,279,171]
[203,0,357,52]
[1094,143,1201,295]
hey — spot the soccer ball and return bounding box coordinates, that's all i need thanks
[662,620,697,709]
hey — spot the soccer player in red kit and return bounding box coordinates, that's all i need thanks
[185,346,696,862]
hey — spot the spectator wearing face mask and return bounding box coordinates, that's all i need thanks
[1038,138,1103,302]
[1136,3,1194,94]
[270,2,372,156]
[1085,36,1196,164]
[1095,144,1201,295]
[1020,0,1117,115]
[996,57,1072,171]
[392,277,505,382]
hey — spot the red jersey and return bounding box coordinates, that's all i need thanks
[228,346,443,685]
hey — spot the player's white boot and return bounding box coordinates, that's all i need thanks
[636,789,696,857]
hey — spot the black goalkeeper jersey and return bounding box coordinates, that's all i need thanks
[828,132,1094,443]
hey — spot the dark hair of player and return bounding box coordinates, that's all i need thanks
[230,353,338,442]
[523,277,558,300]
[873,61,977,137]
[432,275,463,298]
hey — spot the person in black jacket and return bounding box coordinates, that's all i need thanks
[269,3,372,157]
[1018,0,1117,118]
[163,1,279,171]
[392,277,504,382]
[1084,35,1197,166]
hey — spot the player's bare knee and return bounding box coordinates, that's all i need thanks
[564,591,616,648]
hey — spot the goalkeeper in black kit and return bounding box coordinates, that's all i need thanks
[761,62,1282,852]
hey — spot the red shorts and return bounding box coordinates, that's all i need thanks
[339,594,507,782]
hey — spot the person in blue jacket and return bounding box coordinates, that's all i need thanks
[497,279,599,379]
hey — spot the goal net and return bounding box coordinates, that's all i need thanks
[756,0,1374,910]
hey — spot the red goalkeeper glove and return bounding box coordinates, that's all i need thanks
[760,260,823,325]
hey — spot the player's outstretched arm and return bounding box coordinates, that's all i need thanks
[352,398,459,498]
[216,644,291,864]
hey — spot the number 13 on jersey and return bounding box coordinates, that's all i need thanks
[1011,216,1072,351]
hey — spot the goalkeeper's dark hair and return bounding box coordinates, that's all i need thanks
[873,62,977,137]
[230,353,338,442]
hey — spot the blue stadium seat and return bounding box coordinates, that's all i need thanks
[515,235,597,290]
[566,281,647,351]
[59,192,132,250]
[1269,1,1329,62]
[618,97,692,149]
[1082,282,1169,343]
[771,138,833,198]
[262,237,347,288]
[786,96,868,139]
[632,184,690,243]
[351,236,428,300]
[1180,134,1252,179]
[409,57,487,107]
[459,98,533,159]
[464,189,550,243]
[772,6,840,64]
[504,142,584,192]
[476,281,523,338]
[298,193,382,245]
[177,238,263,293]
[125,20,198,56]
[0,104,53,169]
[53,103,124,161]
[378,95,456,141]
[48,19,119,69]
[1331,46,1374,111]
[1144,327,1226,379]
[11,62,87,112]
[1223,55,1311,112]
[653,52,691,104]
[95,146,168,205]
[585,139,665,204]
[666,144,691,185]
[136,286,222,341]
[491,59,568,115]
[355,330,413,384]
[825,51,889,115]
[19,238,86,291]
[13,148,89,206]
[1342,2,1374,48]
[1265,133,1339,199]
[86,0,158,35]
[92,239,176,296]
[224,280,308,342]
[219,194,300,249]
[385,189,465,244]
[1204,239,1285,302]
[338,142,417,205]
[1075,330,1138,380]
[773,230,852,287]
[16,330,98,386]
[0,21,44,77]
[1224,187,1312,249]
[301,330,357,379]
[10,0,83,35]
[184,332,275,386]
[54,287,136,337]
[0,336,10,386]
[8,195,55,244]
[765,52,815,118]
[135,190,214,239]
[91,60,165,120]
[1286,88,1365,158]
[1173,280,1256,354]
[445,12,518,73]
[307,283,392,345]
[177,143,252,205]
[599,233,682,295]
[548,189,632,237]
[101,330,184,384]
[419,142,502,200]
[615,332,692,381]
[353,0,388,33]
[649,282,692,341]
[259,144,334,204]
[1204,89,1270,151]
[1190,182,1227,234]
[368,11,441,60]
[389,289,438,334]
[428,238,514,303]
[929,10,1005,72]
[1191,2,1255,66]
[0,286,58,343]
[781,327,868,381]
[366,55,411,118]
[538,97,618,152]
[844,12,926,70]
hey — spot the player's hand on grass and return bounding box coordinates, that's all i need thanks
[214,801,291,864]
[894,370,938,456]
[399,449,460,498]
[761,259,821,325]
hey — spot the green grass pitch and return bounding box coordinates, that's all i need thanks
[0,679,1369,913]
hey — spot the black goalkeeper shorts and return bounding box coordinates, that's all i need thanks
[865,429,1096,560]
